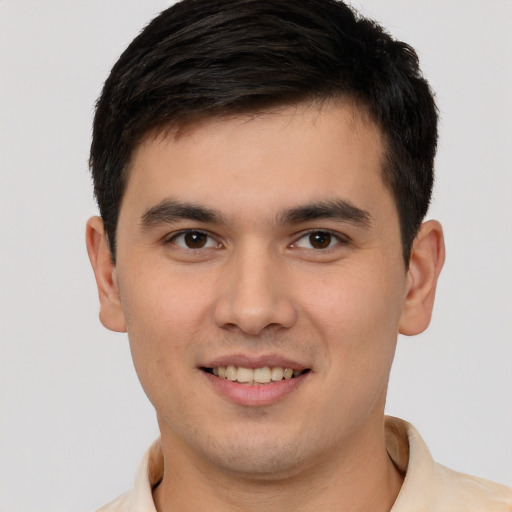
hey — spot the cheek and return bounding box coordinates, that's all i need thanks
[118,268,215,382]
[122,264,214,332]
[302,264,404,328]
[119,273,215,419]
[297,264,405,422]
[298,260,406,367]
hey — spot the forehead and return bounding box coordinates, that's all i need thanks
[121,101,392,225]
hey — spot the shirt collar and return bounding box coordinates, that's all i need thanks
[130,437,162,512]
[128,416,450,511]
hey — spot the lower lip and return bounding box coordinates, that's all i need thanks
[202,371,308,407]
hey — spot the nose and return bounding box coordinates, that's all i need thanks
[213,244,297,335]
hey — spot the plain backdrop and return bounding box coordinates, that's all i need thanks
[1,1,511,511]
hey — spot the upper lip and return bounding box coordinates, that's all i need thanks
[200,353,310,371]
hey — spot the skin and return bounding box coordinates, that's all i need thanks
[87,101,444,512]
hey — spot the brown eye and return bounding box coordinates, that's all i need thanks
[309,232,332,249]
[170,231,218,249]
[292,230,345,251]
[184,232,208,248]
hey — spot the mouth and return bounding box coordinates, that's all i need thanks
[201,365,311,385]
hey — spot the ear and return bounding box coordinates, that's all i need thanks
[399,220,445,336]
[85,216,127,333]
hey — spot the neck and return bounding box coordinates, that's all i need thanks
[153,416,404,512]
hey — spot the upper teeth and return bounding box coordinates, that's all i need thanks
[212,365,301,384]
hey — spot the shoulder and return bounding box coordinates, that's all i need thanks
[95,490,132,512]
[432,463,512,511]
[93,437,161,512]
[386,416,512,511]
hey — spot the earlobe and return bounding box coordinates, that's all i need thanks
[399,220,445,336]
[85,216,127,333]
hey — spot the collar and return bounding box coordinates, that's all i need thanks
[125,416,511,512]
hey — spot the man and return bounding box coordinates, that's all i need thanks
[85,0,511,510]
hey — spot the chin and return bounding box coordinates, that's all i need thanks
[192,427,321,481]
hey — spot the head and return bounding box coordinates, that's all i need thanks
[90,0,438,265]
[86,0,445,490]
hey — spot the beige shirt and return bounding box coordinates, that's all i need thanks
[97,417,512,511]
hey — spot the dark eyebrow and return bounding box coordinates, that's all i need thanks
[278,199,372,227]
[140,199,224,231]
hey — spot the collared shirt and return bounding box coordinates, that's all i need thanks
[97,417,512,511]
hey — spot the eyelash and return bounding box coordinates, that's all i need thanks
[290,229,350,251]
[164,229,350,252]
[164,230,221,250]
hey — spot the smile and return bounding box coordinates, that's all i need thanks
[202,365,309,385]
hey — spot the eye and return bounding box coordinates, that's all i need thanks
[292,230,345,250]
[168,230,220,250]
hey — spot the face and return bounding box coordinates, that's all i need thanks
[89,102,440,479]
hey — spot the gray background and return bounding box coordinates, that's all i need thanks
[1,1,511,510]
